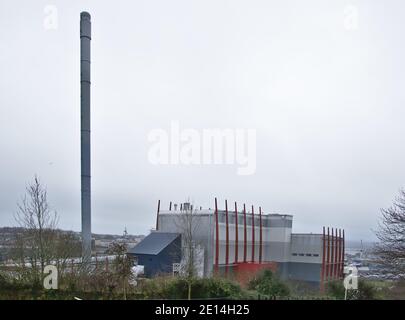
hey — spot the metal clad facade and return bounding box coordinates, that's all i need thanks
[150,202,344,286]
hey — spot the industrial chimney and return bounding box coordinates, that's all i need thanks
[80,12,92,264]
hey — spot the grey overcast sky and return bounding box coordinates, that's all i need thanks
[1,0,405,241]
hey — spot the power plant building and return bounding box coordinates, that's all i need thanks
[129,200,345,289]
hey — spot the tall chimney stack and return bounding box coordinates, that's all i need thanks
[80,11,91,264]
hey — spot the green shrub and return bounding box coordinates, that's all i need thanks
[194,277,247,299]
[138,276,247,299]
[248,269,290,297]
[326,279,379,300]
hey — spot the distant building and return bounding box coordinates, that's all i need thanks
[131,200,345,290]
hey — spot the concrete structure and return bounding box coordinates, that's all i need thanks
[80,11,92,264]
[136,199,345,289]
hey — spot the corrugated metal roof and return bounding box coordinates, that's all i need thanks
[128,232,180,255]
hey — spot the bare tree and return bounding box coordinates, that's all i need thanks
[374,189,405,277]
[53,231,81,272]
[106,241,134,300]
[174,203,204,300]
[12,176,78,283]
[13,176,58,282]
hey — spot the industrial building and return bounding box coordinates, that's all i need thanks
[76,13,345,287]
[129,232,181,277]
[75,12,346,290]
[128,199,345,289]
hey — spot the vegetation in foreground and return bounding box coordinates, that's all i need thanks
[247,269,290,298]
[2,265,403,300]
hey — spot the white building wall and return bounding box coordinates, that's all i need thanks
[158,210,295,274]
[289,234,323,264]
[158,211,215,277]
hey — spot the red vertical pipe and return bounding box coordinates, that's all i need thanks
[214,198,219,274]
[320,226,326,292]
[259,207,263,263]
[225,200,229,275]
[341,230,345,277]
[334,229,338,278]
[234,202,238,264]
[330,228,335,279]
[342,229,345,277]
[334,229,340,279]
[251,205,255,262]
[338,230,341,277]
[330,228,334,279]
[243,204,247,263]
[156,200,160,230]
[334,229,338,279]
[333,229,339,279]
[336,229,342,279]
[326,227,330,282]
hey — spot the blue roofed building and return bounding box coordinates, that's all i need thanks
[128,232,181,277]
